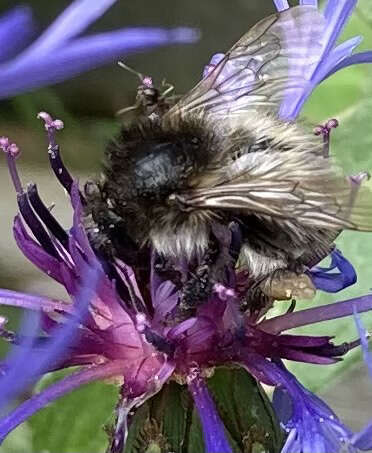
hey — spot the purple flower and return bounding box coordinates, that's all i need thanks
[0,1,199,99]
[1,114,372,449]
[1,1,372,452]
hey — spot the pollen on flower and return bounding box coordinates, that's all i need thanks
[0,137,20,158]
[37,112,64,131]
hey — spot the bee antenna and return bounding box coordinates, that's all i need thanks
[117,61,144,82]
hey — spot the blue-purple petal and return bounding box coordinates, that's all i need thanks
[353,308,372,380]
[12,0,117,65]
[0,360,123,442]
[0,311,40,409]
[300,0,318,5]
[0,264,99,410]
[278,0,372,120]
[202,52,225,78]
[352,420,372,450]
[309,249,357,293]
[275,369,354,452]
[13,215,65,284]
[188,374,233,453]
[317,36,363,82]
[273,1,290,12]
[321,51,372,81]
[322,0,357,61]
[0,6,34,63]
[272,386,292,424]
[0,27,199,99]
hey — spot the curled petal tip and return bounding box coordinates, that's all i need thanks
[37,112,64,130]
[0,136,20,158]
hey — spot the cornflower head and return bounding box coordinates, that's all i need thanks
[0,0,199,99]
[1,1,372,452]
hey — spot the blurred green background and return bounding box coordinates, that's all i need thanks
[0,1,372,452]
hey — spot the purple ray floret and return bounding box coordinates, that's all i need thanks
[0,0,199,99]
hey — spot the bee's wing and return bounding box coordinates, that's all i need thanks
[178,150,372,231]
[164,6,324,119]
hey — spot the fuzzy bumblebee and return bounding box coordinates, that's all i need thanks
[84,6,372,310]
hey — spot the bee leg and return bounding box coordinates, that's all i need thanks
[178,237,220,317]
[160,79,175,98]
[83,180,139,265]
[259,269,316,301]
[241,286,273,315]
[178,264,213,316]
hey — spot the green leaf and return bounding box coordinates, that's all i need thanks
[208,367,283,453]
[124,381,206,453]
[27,369,118,453]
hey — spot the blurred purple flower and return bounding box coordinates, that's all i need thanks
[0,0,199,99]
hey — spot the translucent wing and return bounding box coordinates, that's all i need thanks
[164,6,325,119]
[176,150,372,231]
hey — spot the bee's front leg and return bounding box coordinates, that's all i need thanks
[178,237,220,317]
[178,264,212,316]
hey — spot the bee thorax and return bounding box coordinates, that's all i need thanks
[131,141,195,201]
